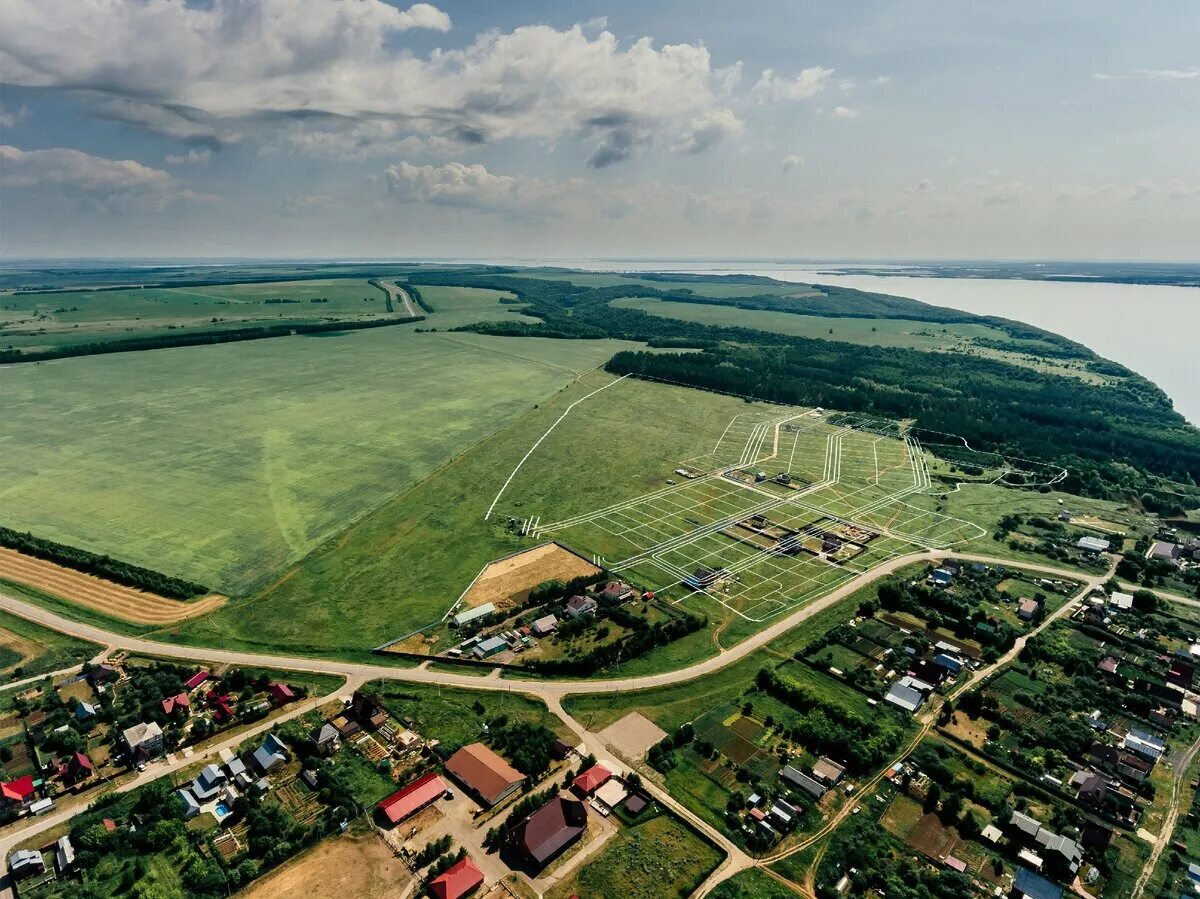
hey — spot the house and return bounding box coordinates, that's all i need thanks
[123,721,164,761]
[1009,810,1042,839]
[981,824,1003,844]
[1116,752,1153,784]
[177,789,202,819]
[55,835,75,873]
[184,670,209,691]
[930,568,955,587]
[267,682,296,705]
[749,807,767,822]
[943,855,966,873]
[683,567,730,589]
[444,743,526,806]
[771,800,798,827]
[1017,598,1040,621]
[472,636,508,658]
[532,614,558,636]
[161,692,191,716]
[331,713,361,739]
[884,682,925,713]
[1121,727,1166,762]
[1168,660,1195,689]
[74,701,97,722]
[594,778,628,810]
[1108,591,1134,611]
[226,757,250,787]
[351,691,389,730]
[514,795,588,867]
[7,849,45,880]
[1150,541,1183,564]
[428,856,485,899]
[87,663,120,686]
[396,729,421,752]
[1088,741,1120,770]
[1,775,36,807]
[624,793,648,816]
[1077,536,1110,554]
[453,603,496,627]
[1017,848,1044,871]
[66,752,94,785]
[191,763,227,800]
[310,723,340,755]
[564,595,598,618]
[781,765,827,799]
[932,653,964,675]
[1034,829,1082,874]
[1097,656,1119,676]
[1071,771,1107,807]
[211,694,234,723]
[301,769,319,789]
[1080,823,1112,852]
[252,733,288,773]
[572,764,612,796]
[812,757,846,785]
[909,659,947,686]
[376,772,447,825]
[599,581,634,604]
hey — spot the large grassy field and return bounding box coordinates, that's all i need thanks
[0,327,632,594]
[168,374,767,656]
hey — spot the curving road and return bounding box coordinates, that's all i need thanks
[0,550,1127,897]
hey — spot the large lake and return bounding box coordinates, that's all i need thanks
[564,261,1200,426]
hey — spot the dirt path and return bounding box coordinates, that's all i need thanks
[1132,728,1200,899]
[0,548,226,625]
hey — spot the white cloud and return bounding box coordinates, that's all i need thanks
[752,67,834,101]
[165,148,212,165]
[831,105,859,119]
[0,102,30,128]
[0,2,817,167]
[385,160,585,218]
[1093,68,1199,82]
[781,154,804,173]
[0,144,205,210]
[281,193,338,216]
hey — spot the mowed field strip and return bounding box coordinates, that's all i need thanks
[0,548,226,624]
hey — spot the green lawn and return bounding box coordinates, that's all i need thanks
[0,605,102,678]
[1,329,634,595]
[545,811,722,899]
[710,869,801,898]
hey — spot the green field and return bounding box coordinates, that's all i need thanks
[545,811,722,899]
[0,606,102,678]
[709,869,801,898]
[0,327,634,593]
[169,374,768,656]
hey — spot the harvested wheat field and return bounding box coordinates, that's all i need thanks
[242,833,410,899]
[0,548,226,625]
[459,542,600,611]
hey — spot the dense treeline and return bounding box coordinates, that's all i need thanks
[404,283,435,313]
[400,270,1199,500]
[0,526,208,599]
[522,606,707,675]
[0,314,424,365]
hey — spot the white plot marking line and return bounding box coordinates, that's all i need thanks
[483,374,629,521]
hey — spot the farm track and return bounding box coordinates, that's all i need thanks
[0,548,226,625]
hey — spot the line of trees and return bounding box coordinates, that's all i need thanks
[0,526,208,599]
[1,314,424,365]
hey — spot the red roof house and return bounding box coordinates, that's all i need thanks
[162,692,191,715]
[267,682,296,705]
[213,696,234,722]
[572,764,612,796]
[376,772,447,825]
[66,752,94,784]
[1,775,36,805]
[184,670,209,691]
[102,819,117,832]
[429,857,484,899]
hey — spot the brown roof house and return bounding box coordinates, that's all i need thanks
[514,795,588,868]
[444,743,526,807]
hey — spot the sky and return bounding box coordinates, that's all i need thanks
[1,0,1197,260]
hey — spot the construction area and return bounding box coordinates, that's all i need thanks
[529,408,993,622]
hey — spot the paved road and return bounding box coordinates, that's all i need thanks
[379,279,418,317]
[0,550,1130,897]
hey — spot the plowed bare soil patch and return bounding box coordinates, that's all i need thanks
[0,548,226,625]
[242,833,410,899]
[459,542,600,610]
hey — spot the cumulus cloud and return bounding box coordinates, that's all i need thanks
[385,160,587,219]
[0,102,30,128]
[165,148,211,165]
[780,154,804,173]
[752,67,834,102]
[0,144,205,210]
[831,105,859,119]
[1093,68,1199,82]
[0,2,824,167]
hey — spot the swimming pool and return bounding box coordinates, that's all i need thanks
[214,801,232,820]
